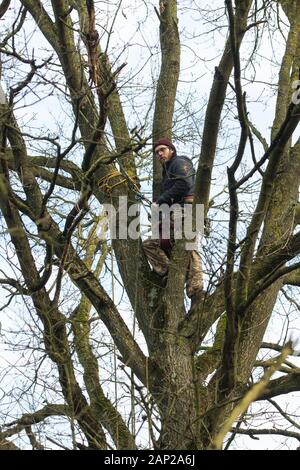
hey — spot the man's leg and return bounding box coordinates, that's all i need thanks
[186,250,203,298]
[143,239,170,275]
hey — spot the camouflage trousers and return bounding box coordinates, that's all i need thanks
[142,238,203,298]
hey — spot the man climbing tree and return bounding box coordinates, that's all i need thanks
[143,138,203,301]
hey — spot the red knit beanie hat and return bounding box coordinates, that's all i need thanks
[153,138,177,155]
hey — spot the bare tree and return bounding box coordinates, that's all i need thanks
[0,0,300,450]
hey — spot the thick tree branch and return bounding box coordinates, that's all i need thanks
[71,285,136,449]
[0,0,10,19]
[237,100,300,304]
[20,0,59,51]
[258,370,300,400]
[152,0,180,200]
[194,0,253,215]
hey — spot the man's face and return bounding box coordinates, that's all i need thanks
[155,145,174,164]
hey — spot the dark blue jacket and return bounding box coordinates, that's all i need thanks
[156,155,195,206]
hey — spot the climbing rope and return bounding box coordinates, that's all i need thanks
[98,171,127,193]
